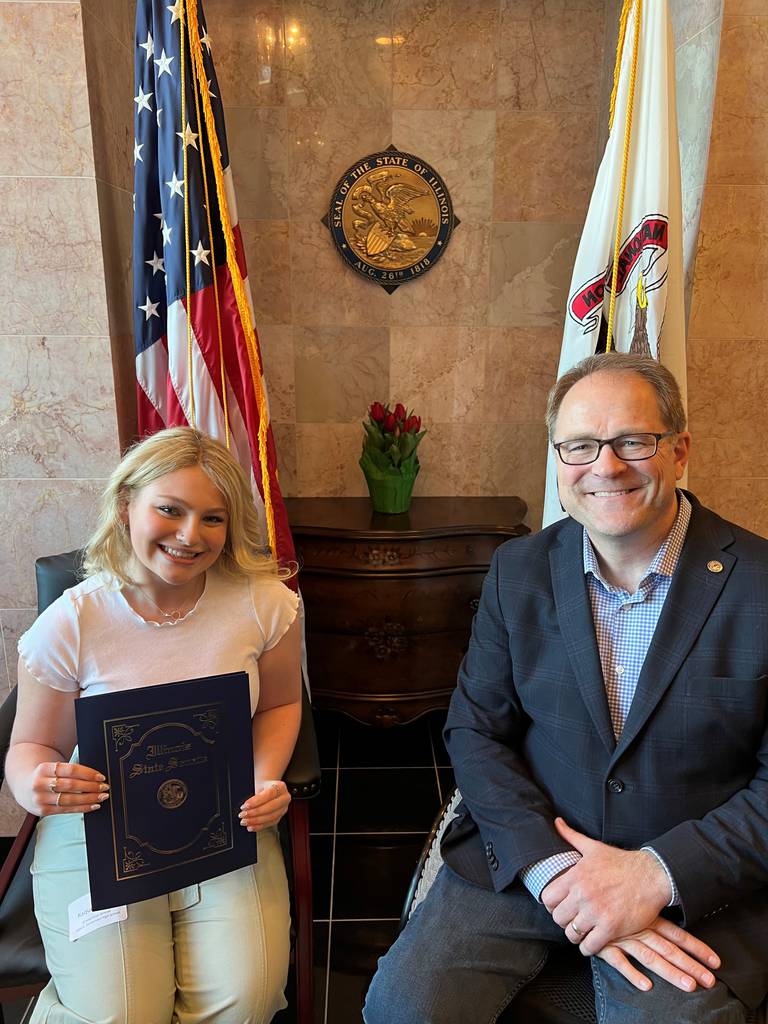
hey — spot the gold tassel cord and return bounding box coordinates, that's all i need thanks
[189,30,231,451]
[179,0,196,427]
[606,0,642,352]
[185,0,277,557]
[608,0,633,133]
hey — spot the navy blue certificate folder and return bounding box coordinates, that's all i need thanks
[75,671,256,910]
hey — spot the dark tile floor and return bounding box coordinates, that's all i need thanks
[1,709,454,1024]
[291,706,454,1024]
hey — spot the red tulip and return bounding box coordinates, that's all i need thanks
[370,401,386,423]
[383,413,396,432]
[405,415,421,433]
[393,402,407,422]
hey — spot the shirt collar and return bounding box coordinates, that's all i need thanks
[582,491,692,589]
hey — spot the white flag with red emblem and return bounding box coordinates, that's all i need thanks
[542,0,686,528]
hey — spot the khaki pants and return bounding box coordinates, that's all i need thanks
[30,811,290,1024]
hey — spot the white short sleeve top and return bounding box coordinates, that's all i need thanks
[18,570,298,716]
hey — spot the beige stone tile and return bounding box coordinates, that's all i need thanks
[389,222,491,328]
[688,186,768,340]
[290,220,392,327]
[0,783,25,839]
[675,21,721,194]
[392,0,498,110]
[484,327,562,424]
[686,476,768,539]
[682,185,704,325]
[489,222,581,328]
[271,422,298,497]
[688,436,758,480]
[713,16,768,117]
[1,608,37,691]
[286,107,392,222]
[241,220,292,326]
[0,3,93,176]
[416,421,547,529]
[0,177,109,337]
[389,327,486,426]
[295,423,368,497]
[688,338,768,437]
[723,0,767,12]
[0,480,105,609]
[392,110,495,223]
[708,17,768,185]
[81,0,134,48]
[670,0,722,47]
[294,326,389,423]
[202,1,286,106]
[96,180,134,338]
[0,336,119,478]
[283,0,392,108]
[499,0,604,13]
[494,112,596,222]
[227,107,290,219]
[81,4,133,192]
[498,11,604,112]
[258,325,295,423]
[708,113,768,186]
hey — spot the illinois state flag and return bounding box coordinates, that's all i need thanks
[132,0,294,568]
[542,0,686,528]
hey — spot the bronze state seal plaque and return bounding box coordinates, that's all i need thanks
[323,148,458,293]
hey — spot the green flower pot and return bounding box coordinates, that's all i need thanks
[361,463,419,514]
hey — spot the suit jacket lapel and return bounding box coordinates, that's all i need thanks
[550,522,616,756]
[613,499,736,762]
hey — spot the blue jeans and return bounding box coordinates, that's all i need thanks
[364,865,748,1024]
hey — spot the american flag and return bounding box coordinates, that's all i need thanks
[132,0,294,568]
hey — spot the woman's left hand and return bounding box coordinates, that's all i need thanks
[240,780,291,832]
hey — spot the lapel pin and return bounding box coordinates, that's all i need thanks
[707,560,724,573]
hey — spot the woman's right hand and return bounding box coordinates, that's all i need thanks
[30,761,109,817]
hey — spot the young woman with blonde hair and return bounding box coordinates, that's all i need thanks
[7,427,301,1024]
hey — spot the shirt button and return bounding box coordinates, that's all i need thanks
[615,666,624,675]
[607,777,625,794]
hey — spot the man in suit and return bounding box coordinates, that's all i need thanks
[364,352,768,1023]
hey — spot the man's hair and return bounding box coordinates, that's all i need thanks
[83,426,292,585]
[545,352,687,440]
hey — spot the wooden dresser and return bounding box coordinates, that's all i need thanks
[286,496,529,726]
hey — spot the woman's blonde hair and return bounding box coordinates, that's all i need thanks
[83,427,292,585]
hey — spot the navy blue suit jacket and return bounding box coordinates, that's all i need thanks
[442,493,768,1008]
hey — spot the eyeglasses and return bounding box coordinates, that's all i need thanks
[552,432,676,466]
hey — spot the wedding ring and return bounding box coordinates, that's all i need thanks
[53,761,60,778]
[570,922,583,936]
[50,779,58,794]
[56,792,62,807]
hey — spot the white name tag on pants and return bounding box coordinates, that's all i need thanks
[68,893,127,941]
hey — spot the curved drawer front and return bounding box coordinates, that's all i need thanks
[305,630,471,694]
[299,572,485,633]
[296,534,511,573]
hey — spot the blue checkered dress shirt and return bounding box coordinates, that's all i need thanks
[519,493,691,904]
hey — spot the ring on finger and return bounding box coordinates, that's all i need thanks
[49,779,58,794]
[53,761,61,778]
[570,921,583,936]
[56,792,63,807]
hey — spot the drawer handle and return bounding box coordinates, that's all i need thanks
[469,597,480,612]
[364,546,401,567]
[365,621,407,659]
[373,705,403,727]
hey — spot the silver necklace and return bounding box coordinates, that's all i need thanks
[135,586,191,622]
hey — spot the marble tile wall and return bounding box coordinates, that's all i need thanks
[687,0,768,536]
[206,0,722,534]
[0,0,123,835]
